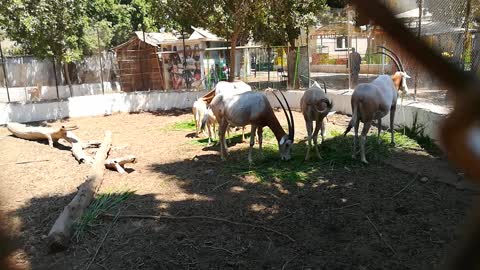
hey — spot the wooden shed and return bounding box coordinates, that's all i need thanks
[113,32,178,92]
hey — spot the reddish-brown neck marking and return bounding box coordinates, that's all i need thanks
[391,73,403,90]
[267,113,287,142]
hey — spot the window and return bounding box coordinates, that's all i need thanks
[335,36,350,51]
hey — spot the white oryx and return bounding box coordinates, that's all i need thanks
[192,98,208,137]
[300,81,334,161]
[208,89,295,163]
[201,81,252,141]
[344,46,411,163]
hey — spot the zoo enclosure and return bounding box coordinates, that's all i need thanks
[0,1,478,104]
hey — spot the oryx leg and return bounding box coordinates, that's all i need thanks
[377,118,382,144]
[312,120,322,159]
[193,113,199,137]
[352,118,360,159]
[305,120,314,161]
[257,127,264,158]
[390,106,396,146]
[219,120,229,160]
[242,127,245,142]
[248,125,257,164]
[213,122,216,140]
[207,123,213,146]
[360,121,372,164]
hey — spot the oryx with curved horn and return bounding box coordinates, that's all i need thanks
[301,81,335,160]
[209,89,295,163]
[343,46,411,163]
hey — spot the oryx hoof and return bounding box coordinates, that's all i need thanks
[390,142,396,147]
[361,158,369,164]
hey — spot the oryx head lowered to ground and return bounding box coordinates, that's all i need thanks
[209,89,295,163]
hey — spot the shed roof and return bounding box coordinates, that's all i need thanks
[189,27,224,41]
[113,27,225,50]
[412,21,474,36]
[395,8,432,19]
[134,31,178,46]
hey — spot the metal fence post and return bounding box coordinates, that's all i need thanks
[52,56,60,100]
[0,42,10,102]
[267,47,271,88]
[97,28,105,95]
[462,0,472,71]
[414,0,423,101]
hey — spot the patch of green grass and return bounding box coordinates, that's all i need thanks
[73,190,133,242]
[189,128,277,147]
[164,120,196,132]
[397,113,442,156]
[220,129,421,183]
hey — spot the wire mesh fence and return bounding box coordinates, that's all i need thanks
[0,2,477,104]
[0,27,121,103]
[307,1,478,106]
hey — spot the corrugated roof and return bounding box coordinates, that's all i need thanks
[412,21,470,36]
[189,27,224,41]
[395,8,432,19]
[134,31,178,46]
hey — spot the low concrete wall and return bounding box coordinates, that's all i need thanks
[0,90,207,124]
[311,64,392,74]
[1,89,449,140]
[0,82,122,103]
[264,89,449,140]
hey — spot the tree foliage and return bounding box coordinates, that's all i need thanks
[253,0,328,47]
[0,0,89,61]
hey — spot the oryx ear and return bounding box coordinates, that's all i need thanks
[403,73,411,79]
[279,136,286,145]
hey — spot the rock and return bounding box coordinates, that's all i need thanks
[420,176,429,183]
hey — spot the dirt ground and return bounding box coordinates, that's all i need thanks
[0,110,476,270]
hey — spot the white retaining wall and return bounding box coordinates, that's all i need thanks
[0,90,207,124]
[264,89,449,140]
[0,82,122,103]
[0,89,449,140]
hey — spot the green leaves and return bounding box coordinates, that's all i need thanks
[0,0,159,61]
[252,0,328,47]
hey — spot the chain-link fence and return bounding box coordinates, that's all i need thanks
[1,2,476,104]
[0,28,121,103]
[306,1,478,106]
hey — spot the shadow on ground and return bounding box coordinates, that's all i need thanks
[7,132,476,270]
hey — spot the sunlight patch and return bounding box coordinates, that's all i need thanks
[230,186,246,193]
[312,179,329,188]
[156,194,213,202]
[273,183,290,194]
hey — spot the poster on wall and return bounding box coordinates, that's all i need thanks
[161,43,203,90]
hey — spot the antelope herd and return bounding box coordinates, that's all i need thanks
[192,47,409,164]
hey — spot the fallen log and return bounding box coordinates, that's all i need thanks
[65,131,94,164]
[47,131,112,251]
[7,122,78,147]
[105,155,137,174]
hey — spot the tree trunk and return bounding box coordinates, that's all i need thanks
[287,39,297,88]
[228,34,238,82]
[47,131,112,252]
[63,62,73,97]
